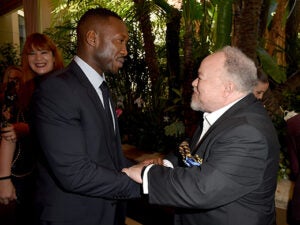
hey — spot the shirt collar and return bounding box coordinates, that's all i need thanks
[204,97,243,126]
[74,56,105,89]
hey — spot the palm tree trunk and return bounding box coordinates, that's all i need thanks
[154,0,182,90]
[232,0,263,63]
[166,8,181,86]
[264,0,288,67]
[182,0,198,138]
[285,0,300,76]
[232,0,284,118]
[133,0,160,87]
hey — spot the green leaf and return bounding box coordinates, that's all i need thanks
[214,0,233,50]
[257,47,286,83]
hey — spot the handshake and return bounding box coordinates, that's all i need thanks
[122,158,165,184]
[122,141,199,184]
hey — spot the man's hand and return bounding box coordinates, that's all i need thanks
[141,157,163,166]
[123,157,164,183]
[122,163,146,184]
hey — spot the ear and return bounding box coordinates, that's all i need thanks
[86,30,97,47]
[223,81,234,97]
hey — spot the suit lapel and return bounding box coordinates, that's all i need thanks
[69,61,119,164]
[190,120,204,151]
[70,61,104,113]
[70,61,116,133]
[192,94,256,155]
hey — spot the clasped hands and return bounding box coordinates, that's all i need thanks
[1,125,17,143]
[122,158,163,184]
[1,122,29,143]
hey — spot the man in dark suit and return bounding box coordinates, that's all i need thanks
[32,8,141,225]
[123,46,280,225]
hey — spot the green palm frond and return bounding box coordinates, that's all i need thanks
[214,0,233,50]
[257,47,287,83]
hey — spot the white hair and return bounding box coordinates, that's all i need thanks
[219,46,257,93]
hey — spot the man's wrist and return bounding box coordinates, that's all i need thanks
[121,168,129,176]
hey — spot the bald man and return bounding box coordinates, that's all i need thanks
[123,46,280,225]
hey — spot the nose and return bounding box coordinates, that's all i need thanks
[34,52,43,60]
[192,78,198,87]
[121,45,128,56]
[120,43,128,56]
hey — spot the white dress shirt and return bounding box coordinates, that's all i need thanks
[74,56,115,130]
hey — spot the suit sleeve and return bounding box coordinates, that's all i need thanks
[33,77,140,199]
[147,124,268,209]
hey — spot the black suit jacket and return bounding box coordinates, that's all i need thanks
[33,61,140,225]
[147,94,280,225]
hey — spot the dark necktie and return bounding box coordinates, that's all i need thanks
[100,81,114,126]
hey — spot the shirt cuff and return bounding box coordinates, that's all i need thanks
[142,164,154,194]
[142,159,174,194]
[163,159,174,168]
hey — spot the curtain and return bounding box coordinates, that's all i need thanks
[22,0,39,36]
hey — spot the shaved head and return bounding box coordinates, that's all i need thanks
[75,7,128,75]
[76,8,122,48]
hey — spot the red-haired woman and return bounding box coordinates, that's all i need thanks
[0,33,64,225]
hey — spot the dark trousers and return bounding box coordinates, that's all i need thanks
[12,173,36,225]
[288,174,300,225]
[39,222,74,225]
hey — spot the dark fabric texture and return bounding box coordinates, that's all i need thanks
[286,114,300,224]
[100,81,114,127]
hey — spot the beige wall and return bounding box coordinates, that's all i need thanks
[0,10,21,45]
[39,0,52,32]
[0,0,52,45]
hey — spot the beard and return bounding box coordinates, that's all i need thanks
[190,93,202,111]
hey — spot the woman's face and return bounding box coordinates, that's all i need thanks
[253,81,269,100]
[7,70,22,83]
[27,46,55,75]
[7,69,22,90]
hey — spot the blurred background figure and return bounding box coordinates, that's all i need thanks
[253,68,269,100]
[0,65,23,225]
[19,32,64,110]
[0,66,23,127]
[286,113,300,225]
[0,33,64,225]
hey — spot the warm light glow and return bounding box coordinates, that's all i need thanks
[17,10,24,17]
[167,0,201,9]
[167,0,182,9]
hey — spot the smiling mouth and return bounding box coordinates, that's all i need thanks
[35,63,47,68]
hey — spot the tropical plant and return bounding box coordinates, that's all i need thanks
[0,43,21,81]
[45,0,300,164]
